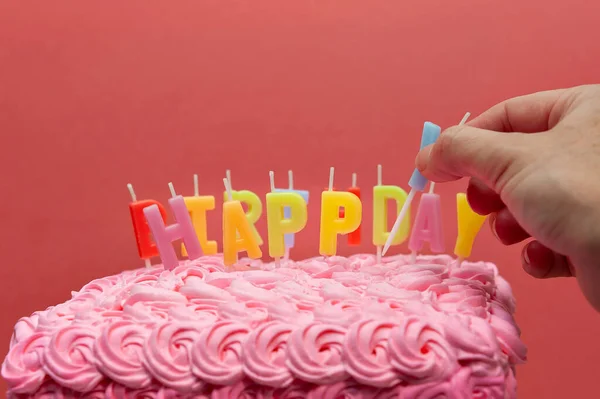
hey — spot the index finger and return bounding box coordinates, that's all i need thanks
[468,88,570,133]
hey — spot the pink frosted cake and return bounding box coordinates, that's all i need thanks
[2,254,526,398]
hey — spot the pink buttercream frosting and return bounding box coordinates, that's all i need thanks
[2,254,526,398]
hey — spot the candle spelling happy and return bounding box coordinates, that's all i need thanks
[319,167,362,256]
[143,183,203,270]
[127,183,167,268]
[182,174,218,256]
[222,177,262,266]
[222,170,264,246]
[273,170,309,252]
[267,171,308,265]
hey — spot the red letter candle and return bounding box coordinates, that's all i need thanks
[127,184,167,267]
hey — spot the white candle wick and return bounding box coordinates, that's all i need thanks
[269,171,275,192]
[193,174,199,196]
[168,182,177,198]
[329,167,335,191]
[288,170,294,190]
[126,183,137,202]
[226,169,232,191]
[352,172,357,188]
[377,164,382,186]
[223,178,233,201]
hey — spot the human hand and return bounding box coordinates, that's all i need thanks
[416,85,600,310]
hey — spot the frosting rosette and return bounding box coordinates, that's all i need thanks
[388,315,458,383]
[190,320,250,385]
[94,319,152,388]
[43,326,102,392]
[343,319,400,387]
[242,321,294,387]
[286,323,348,384]
[443,315,507,376]
[2,332,50,393]
[143,323,203,392]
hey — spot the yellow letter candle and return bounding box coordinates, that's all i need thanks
[320,167,362,256]
[266,191,308,259]
[372,165,411,260]
[182,174,218,256]
[222,191,263,246]
[222,178,262,266]
[454,193,486,261]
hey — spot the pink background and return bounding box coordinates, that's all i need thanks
[1,1,598,397]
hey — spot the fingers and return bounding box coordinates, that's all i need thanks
[522,241,574,279]
[490,209,530,245]
[466,178,504,215]
[469,89,568,133]
[415,124,527,187]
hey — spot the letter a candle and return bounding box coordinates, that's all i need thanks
[382,122,442,256]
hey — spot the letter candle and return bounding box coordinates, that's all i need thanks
[347,173,361,246]
[319,167,362,256]
[222,177,262,267]
[267,171,308,267]
[182,174,218,257]
[223,170,264,246]
[382,122,442,256]
[143,183,203,270]
[273,170,309,260]
[455,193,486,265]
[373,165,411,262]
[127,183,167,268]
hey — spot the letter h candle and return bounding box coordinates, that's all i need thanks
[144,183,203,270]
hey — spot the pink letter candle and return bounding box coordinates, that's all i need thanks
[144,192,203,270]
[408,193,445,253]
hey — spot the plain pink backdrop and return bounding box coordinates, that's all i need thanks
[1,1,599,397]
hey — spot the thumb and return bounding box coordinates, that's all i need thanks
[415,125,531,190]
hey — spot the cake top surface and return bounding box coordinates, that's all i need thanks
[2,254,526,398]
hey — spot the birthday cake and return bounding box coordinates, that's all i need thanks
[2,254,526,398]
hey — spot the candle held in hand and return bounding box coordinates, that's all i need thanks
[382,122,441,256]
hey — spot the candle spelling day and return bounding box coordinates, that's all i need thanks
[128,120,487,270]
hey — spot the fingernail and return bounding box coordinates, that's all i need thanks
[522,245,530,266]
[489,213,500,241]
[416,146,432,172]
